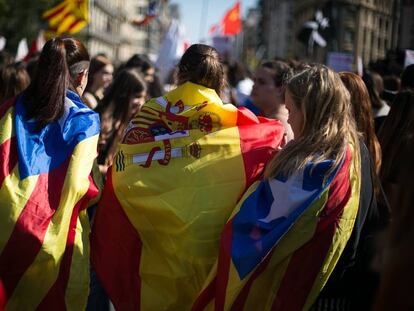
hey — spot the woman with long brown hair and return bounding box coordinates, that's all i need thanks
[0,37,100,310]
[339,72,382,175]
[96,68,147,174]
[83,54,113,109]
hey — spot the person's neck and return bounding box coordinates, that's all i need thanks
[263,103,288,122]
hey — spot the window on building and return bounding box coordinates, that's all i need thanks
[106,19,112,33]
[344,30,354,45]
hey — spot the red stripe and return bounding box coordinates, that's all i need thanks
[230,249,274,310]
[0,158,69,305]
[0,281,5,311]
[191,277,216,311]
[214,220,234,311]
[37,175,99,310]
[0,138,17,188]
[67,19,82,33]
[272,149,353,310]
[91,170,142,311]
[44,5,67,21]
[237,108,284,189]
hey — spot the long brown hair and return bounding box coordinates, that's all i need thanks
[265,65,360,179]
[177,44,224,96]
[378,90,414,184]
[85,54,112,92]
[0,62,30,103]
[24,37,89,128]
[340,72,382,175]
[99,68,147,129]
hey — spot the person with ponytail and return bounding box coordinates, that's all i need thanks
[0,37,100,310]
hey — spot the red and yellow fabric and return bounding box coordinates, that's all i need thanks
[192,146,361,311]
[91,82,285,310]
[42,0,89,35]
[0,91,100,310]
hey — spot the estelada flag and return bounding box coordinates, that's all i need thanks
[91,82,285,310]
[222,1,242,36]
[0,90,100,310]
[42,0,89,35]
[192,145,361,310]
[131,1,158,26]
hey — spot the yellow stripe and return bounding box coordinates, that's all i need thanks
[65,210,90,311]
[48,5,72,27]
[57,14,76,34]
[243,256,291,310]
[304,147,361,310]
[7,135,98,309]
[0,168,38,255]
[42,0,69,19]
[0,106,14,145]
[68,20,88,34]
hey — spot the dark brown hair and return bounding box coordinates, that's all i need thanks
[0,62,30,103]
[177,44,224,96]
[363,71,384,109]
[24,37,89,128]
[378,90,414,186]
[99,68,147,127]
[340,72,382,171]
[340,72,382,195]
[85,54,112,92]
[261,60,292,87]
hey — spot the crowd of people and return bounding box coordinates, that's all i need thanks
[0,35,413,310]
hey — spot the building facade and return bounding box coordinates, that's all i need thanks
[86,0,124,60]
[399,0,414,49]
[255,0,399,66]
[85,0,170,62]
[258,0,293,60]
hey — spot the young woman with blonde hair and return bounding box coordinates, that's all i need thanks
[191,65,385,310]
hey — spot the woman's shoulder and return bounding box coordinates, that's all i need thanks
[62,91,100,137]
[82,91,99,109]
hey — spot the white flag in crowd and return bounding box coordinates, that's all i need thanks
[15,38,28,62]
[156,19,188,84]
[0,36,6,51]
[404,49,414,68]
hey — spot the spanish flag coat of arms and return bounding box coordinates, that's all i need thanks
[91,82,285,310]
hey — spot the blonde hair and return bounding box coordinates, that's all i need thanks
[265,65,360,179]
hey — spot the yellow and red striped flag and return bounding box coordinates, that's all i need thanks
[192,145,361,310]
[43,0,89,35]
[0,90,100,309]
[91,82,286,310]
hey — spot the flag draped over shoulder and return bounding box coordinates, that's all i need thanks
[43,0,89,35]
[0,90,100,310]
[193,146,361,311]
[91,82,285,310]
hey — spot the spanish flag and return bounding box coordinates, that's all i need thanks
[43,0,89,35]
[192,146,361,310]
[91,82,285,310]
[0,90,100,309]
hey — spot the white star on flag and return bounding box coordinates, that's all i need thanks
[259,170,318,224]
